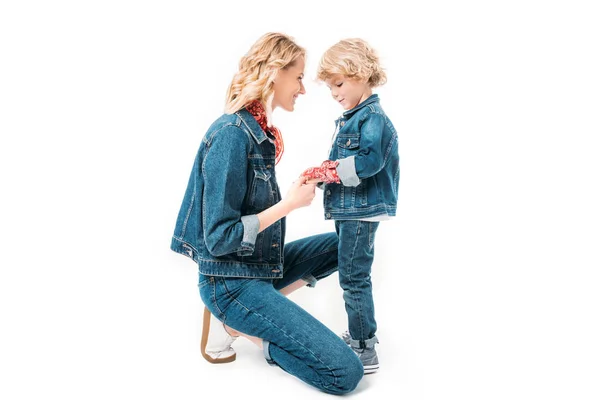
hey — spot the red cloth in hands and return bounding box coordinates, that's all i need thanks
[301,160,341,184]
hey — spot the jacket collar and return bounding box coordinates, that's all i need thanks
[235,108,269,144]
[342,94,380,118]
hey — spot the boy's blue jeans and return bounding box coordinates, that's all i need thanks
[199,232,363,395]
[335,220,380,349]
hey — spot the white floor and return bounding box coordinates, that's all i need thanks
[4,246,598,400]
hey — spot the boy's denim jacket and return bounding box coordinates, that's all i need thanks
[170,108,286,279]
[323,94,399,220]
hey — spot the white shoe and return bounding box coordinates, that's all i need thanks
[200,307,237,363]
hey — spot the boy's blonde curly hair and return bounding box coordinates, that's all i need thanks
[317,38,386,87]
[225,33,306,114]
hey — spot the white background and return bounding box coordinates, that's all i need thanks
[1,1,599,399]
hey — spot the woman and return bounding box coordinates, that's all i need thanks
[170,33,363,394]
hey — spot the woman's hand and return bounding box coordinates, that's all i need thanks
[256,177,316,233]
[283,176,316,210]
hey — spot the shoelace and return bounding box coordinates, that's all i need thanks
[340,330,351,342]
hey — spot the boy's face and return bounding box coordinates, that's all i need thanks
[325,74,372,110]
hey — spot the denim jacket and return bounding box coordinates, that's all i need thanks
[323,94,399,220]
[170,108,286,279]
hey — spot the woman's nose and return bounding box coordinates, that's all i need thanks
[299,81,306,95]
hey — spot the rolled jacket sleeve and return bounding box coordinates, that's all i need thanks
[240,215,259,251]
[336,156,360,186]
[202,126,258,256]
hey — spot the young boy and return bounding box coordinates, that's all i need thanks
[302,38,399,374]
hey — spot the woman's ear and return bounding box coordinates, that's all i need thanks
[267,68,279,85]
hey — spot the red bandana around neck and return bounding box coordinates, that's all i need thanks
[246,100,284,164]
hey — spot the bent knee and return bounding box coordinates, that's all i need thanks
[339,357,364,393]
[321,348,364,394]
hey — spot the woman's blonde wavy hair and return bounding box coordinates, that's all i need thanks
[225,33,306,114]
[317,38,387,87]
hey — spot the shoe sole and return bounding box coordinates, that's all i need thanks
[200,307,236,364]
[364,364,379,374]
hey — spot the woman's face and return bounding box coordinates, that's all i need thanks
[271,57,306,111]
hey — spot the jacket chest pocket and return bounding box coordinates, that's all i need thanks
[336,135,360,158]
[249,168,274,211]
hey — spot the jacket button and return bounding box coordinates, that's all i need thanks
[340,121,345,127]
[266,164,272,168]
[272,243,279,247]
[326,213,331,218]
[346,139,351,147]
[326,190,331,195]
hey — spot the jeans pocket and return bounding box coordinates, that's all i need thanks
[198,274,213,289]
[221,277,258,298]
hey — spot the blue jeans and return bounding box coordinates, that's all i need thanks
[199,232,363,394]
[335,220,380,349]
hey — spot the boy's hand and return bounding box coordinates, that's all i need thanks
[300,160,341,184]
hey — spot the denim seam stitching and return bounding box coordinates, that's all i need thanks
[349,221,365,342]
[180,184,196,236]
[197,256,280,266]
[382,130,397,166]
[211,278,226,319]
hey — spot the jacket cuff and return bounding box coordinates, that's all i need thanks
[240,214,259,254]
[336,156,360,187]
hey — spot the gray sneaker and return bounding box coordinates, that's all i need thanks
[340,330,352,345]
[340,331,380,374]
[354,346,379,374]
